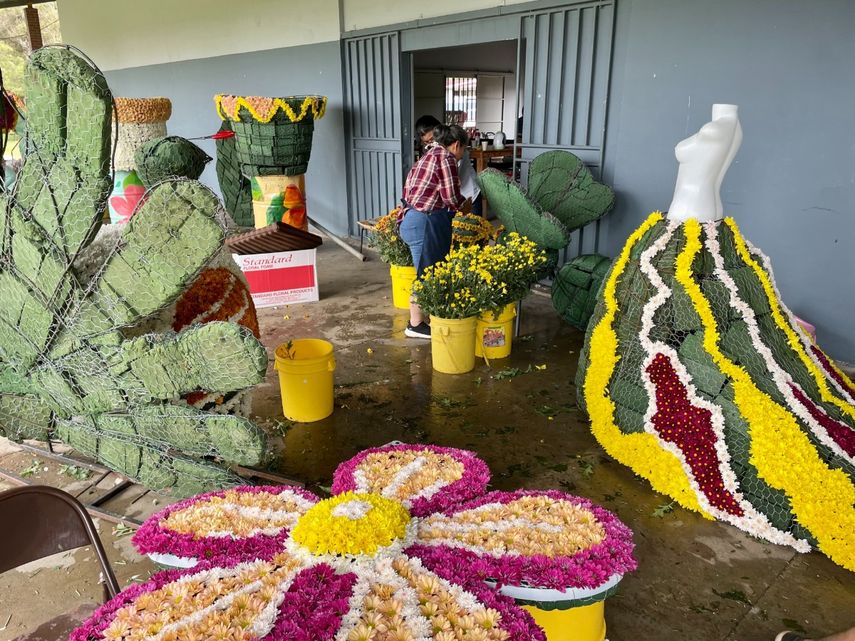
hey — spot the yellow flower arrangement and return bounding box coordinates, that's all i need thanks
[368,208,414,266]
[677,219,855,570]
[290,492,411,557]
[413,233,546,319]
[214,95,327,124]
[583,212,708,515]
[724,217,855,422]
[451,213,500,246]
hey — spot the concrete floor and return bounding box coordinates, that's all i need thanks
[1,241,853,640]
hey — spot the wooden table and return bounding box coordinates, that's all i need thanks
[470,146,515,173]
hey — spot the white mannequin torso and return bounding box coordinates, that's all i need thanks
[667,104,742,223]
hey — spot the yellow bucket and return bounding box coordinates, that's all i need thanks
[274,339,335,422]
[390,264,417,310]
[523,601,606,641]
[430,316,477,374]
[475,303,516,359]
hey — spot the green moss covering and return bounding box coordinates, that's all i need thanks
[478,169,570,250]
[527,151,615,230]
[135,136,212,187]
[0,47,270,496]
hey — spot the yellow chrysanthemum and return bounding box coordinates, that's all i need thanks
[290,492,411,556]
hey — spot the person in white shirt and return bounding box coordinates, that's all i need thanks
[457,146,482,214]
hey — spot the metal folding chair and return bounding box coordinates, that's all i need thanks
[0,485,120,602]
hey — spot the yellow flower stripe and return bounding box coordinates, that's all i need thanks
[678,219,855,570]
[584,212,707,514]
[724,217,855,422]
[214,94,327,124]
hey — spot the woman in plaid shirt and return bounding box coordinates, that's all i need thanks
[400,124,471,338]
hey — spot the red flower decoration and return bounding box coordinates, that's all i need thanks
[646,352,743,516]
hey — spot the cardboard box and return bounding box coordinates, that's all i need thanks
[232,248,319,308]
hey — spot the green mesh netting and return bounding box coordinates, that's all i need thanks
[0,46,269,498]
[478,168,570,250]
[527,150,615,230]
[551,254,612,330]
[134,135,212,187]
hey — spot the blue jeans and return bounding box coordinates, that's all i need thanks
[399,207,454,278]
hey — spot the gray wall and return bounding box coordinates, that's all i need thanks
[603,0,855,361]
[105,40,350,236]
[102,0,855,361]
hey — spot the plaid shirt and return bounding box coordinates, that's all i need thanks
[403,144,465,213]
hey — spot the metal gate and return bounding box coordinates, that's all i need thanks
[517,1,616,254]
[342,32,407,235]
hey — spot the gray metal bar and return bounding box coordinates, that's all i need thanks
[309,218,367,261]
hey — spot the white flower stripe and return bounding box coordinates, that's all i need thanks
[402,555,485,615]
[708,226,854,468]
[382,456,428,499]
[331,499,374,520]
[636,220,808,550]
[743,237,855,406]
[172,503,306,539]
[145,559,302,641]
[421,517,564,534]
[333,555,432,641]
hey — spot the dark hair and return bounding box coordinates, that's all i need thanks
[415,115,441,138]
[432,124,469,148]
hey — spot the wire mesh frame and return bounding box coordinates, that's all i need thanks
[0,45,271,498]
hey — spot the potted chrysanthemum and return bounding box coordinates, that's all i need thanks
[451,211,499,247]
[413,244,494,374]
[474,233,549,360]
[368,208,417,310]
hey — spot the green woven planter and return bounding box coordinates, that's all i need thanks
[215,121,253,227]
[215,95,326,177]
[229,119,315,176]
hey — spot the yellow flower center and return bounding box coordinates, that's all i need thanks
[290,492,411,556]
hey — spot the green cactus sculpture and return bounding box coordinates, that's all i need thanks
[551,254,612,330]
[526,150,615,230]
[0,46,268,497]
[477,168,570,254]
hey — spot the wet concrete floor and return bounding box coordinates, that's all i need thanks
[1,241,853,640]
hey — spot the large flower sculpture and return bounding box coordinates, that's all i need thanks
[73,444,636,641]
[576,212,855,571]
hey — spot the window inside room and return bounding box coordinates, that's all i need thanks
[444,76,477,128]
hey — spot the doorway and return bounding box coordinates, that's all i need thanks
[410,40,520,181]
[341,1,615,250]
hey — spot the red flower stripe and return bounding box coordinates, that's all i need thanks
[810,346,855,404]
[789,384,855,457]
[646,353,744,516]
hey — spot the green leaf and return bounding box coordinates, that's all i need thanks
[652,501,675,518]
